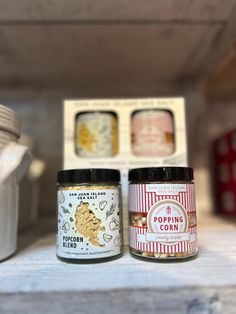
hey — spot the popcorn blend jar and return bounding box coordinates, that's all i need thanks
[57,169,123,263]
[129,167,198,261]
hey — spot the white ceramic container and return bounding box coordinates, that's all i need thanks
[18,134,46,231]
[0,105,31,261]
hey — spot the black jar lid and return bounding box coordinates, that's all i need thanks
[129,167,193,182]
[58,168,120,184]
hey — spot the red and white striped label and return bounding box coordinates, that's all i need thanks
[129,183,197,254]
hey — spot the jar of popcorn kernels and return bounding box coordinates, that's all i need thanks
[129,167,198,261]
[57,169,123,263]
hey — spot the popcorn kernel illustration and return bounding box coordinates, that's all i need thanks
[75,201,104,247]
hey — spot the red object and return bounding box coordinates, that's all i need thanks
[213,128,236,215]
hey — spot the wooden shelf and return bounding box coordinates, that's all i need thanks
[0,1,235,90]
[0,215,236,313]
[0,1,234,22]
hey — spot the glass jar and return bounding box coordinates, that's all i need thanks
[131,109,175,157]
[128,167,198,261]
[75,111,118,157]
[57,168,123,263]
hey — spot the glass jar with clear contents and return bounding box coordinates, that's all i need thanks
[129,167,198,261]
[57,168,123,263]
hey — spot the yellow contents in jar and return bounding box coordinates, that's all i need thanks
[75,112,119,157]
[77,123,96,153]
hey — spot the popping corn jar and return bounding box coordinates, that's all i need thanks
[57,169,123,263]
[128,167,198,261]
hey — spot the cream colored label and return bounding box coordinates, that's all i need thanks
[57,188,122,259]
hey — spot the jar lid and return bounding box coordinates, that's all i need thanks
[129,167,193,182]
[0,105,20,137]
[58,168,120,184]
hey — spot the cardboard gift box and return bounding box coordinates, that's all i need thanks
[63,98,188,213]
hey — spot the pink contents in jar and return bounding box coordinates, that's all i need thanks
[131,110,175,157]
